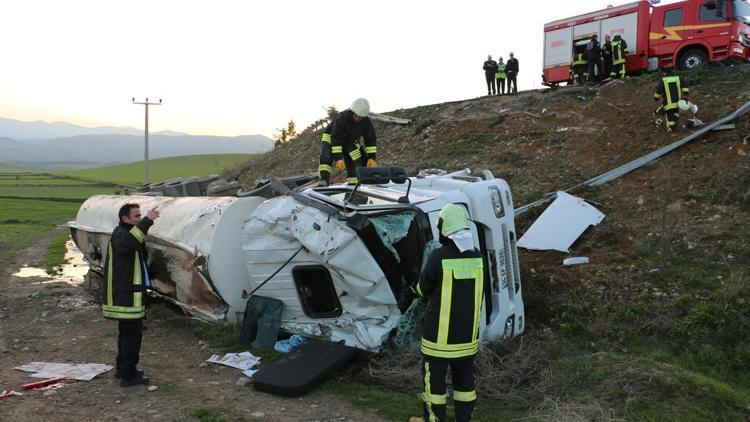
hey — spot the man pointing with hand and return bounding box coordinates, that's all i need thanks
[103,202,160,387]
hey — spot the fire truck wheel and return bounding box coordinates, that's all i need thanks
[678,49,708,70]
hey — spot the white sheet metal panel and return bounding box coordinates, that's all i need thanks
[545,27,574,67]
[545,2,640,28]
[574,21,600,40]
[601,12,638,50]
[517,192,605,253]
[241,196,400,351]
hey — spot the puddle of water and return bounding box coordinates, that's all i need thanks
[12,238,89,285]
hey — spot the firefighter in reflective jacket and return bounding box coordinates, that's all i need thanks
[412,204,483,422]
[654,69,689,132]
[103,203,159,387]
[570,48,588,84]
[610,35,628,79]
[318,98,377,186]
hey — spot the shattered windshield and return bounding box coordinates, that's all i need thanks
[734,0,750,20]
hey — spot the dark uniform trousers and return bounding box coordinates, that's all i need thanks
[485,73,496,95]
[117,319,144,378]
[422,356,476,422]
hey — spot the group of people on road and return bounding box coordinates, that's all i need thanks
[570,34,628,84]
[482,53,519,96]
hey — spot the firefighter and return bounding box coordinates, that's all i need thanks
[570,46,588,84]
[506,52,519,94]
[103,203,160,387]
[602,35,613,80]
[610,34,628,79]
[654,68,689,132]
[482,55,498,95]
[328,98,377,185]
[585,34,602,82]
[412,204,484,422]
[317,122,334,186]
[495,57,506,95]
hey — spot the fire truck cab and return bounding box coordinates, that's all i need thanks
[543,0,750,86]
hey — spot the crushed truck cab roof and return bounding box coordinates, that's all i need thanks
[70,170,525,352]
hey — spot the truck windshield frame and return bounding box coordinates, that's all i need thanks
[734,0,750,20]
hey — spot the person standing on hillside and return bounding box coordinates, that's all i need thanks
[412,204,484,422]
[324,98,378,185]
[610,35,628,79]
[103,203,159,387]
[506,52,519,94]
[654,68,689,132]
[602,35,613,80]
[495,57,507,95]
[585,34,602,82]
[570,46,588,84]
[482,55,498,96]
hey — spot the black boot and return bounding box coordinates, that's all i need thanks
[119,373,150,387]
[115,369,144,379]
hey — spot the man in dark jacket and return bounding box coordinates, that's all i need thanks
[506,52,519,94]
[328,98,378,185]
[602,35,613,80]
[482,55,498,95]
[103,203,159,387]
[585,35,602,82]
[413,204,484,422]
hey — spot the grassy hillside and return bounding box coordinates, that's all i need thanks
[228,65,750,420]
[60,154,252,186]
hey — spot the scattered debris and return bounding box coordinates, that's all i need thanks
[523,111,543,118]
[518,192,605,253]
[605,102,626,112]
[207,352,261,372]
[236,377,252,387]
[147,385,158,392]
[15,362,112,381]
[711,124,736,131]
[563,257,590,266]
[274,335,307,353]
[368,112,412,125]
[0,390,23,400]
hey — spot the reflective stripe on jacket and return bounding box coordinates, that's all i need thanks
[102,218,153,320]
[612,39,627,65]
[655,76,688,111]
[330,109,377,162]
[416,243,484,359]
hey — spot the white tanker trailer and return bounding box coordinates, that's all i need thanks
[70,169,525,352]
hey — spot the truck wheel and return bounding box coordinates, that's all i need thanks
[678,49,708,70]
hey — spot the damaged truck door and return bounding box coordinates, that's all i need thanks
[70,169,525,352]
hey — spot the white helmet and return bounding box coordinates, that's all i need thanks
[677,99,690,111]
[351,98,370,118]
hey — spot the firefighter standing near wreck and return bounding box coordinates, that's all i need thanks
[610,34,628,79]
[318,98,377,186]
[103,203,159,387]
[412,204,483,422]
[654,68,689,132]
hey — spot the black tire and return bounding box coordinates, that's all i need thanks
[678,49,708,70]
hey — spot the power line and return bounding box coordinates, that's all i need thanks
[131,97,162,185]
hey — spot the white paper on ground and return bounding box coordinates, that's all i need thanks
[563,256,590,266]
[14,362,113,381]
[207,352,261,371]
[242,368,259,378]
[518,191,605,253]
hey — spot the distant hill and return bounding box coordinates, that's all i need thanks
[0,116,189,139]
[59,154,252,185]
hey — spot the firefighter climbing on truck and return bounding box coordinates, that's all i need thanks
[317,98,378,186]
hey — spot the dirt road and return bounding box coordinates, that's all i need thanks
[0,231,382,421]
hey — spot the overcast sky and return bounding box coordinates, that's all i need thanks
[0,0,678,137]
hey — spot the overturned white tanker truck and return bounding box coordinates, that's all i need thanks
[70,168,525,352]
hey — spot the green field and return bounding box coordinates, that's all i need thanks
[59,154,251,186]
[0,173,114,270]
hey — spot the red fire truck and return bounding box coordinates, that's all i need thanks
[542,0,750,85]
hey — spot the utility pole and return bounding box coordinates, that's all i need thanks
[131,97,162,185]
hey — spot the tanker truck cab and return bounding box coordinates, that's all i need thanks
[302,168,525,343]
[70,169,525,352]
